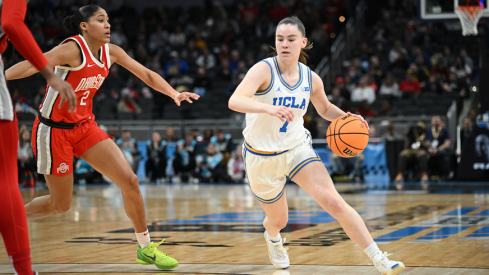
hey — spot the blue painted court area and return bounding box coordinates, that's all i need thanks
[163,211,339,224]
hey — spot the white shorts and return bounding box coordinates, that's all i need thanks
[243,132,321,204]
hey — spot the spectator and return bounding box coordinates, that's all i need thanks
[437,46,455,68]
[169,25,186,48]
[196,47,216,70]
[422,74,443,94]
[148,24,168,55]
[227,144,245,183]
[459,48,473,70]
[195,143,230,183]
[268,0,289,21]
[116,130,138,171]
[17,126,36,186]
[164,51,190,78]
[74,158,103,184]
[193,68,212,97]
[351,76,376,104]
[328,87,346,106]
[174,133,197,182]
[33,86,46,108]
[229,50,241,72]
[382,122,404,141]
[102,64,126,98]
[334,76,351,101]
[161,127,179,183]
[379,73,400,98]
[201,129,214,143]
[211,129,233,164]
[407,63,429,85]
[369,56,384,87]
[239,1,259,22]
[388,40,408,65]
[399,73,421,94]
[442,72,470,98]
[355,100,375,118]
[110,23,128,46]
[409,46,431,69]
[450,56,472,80]
[377,100,393,117]
[394,121,429,190]
[117,88,142,116]
[217,58,232,81]
[458,117,475,156]
[145,131,166,183]
[426,115,451,180]
[181,40,200,65]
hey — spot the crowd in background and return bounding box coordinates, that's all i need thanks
[11,0,484,186]
[7,0,351,120]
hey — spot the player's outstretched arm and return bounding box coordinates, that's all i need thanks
[109,44,199,106]
[228,61,294,123]
[5,41,80,81]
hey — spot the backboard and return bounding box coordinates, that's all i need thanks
[419,0,489,20]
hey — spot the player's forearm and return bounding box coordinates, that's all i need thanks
[228,94,269,114]
[322,104,346,122]
[145,71,179,100]
[5,60,39,80]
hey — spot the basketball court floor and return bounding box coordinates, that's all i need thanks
[1,183,488,274]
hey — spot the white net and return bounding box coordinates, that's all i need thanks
[455,6,485,36]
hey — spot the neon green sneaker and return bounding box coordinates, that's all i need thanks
[136,240,178,269]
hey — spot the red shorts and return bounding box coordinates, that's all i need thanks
[31,117,110,177]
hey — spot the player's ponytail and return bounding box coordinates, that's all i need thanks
[63,5,102,34]
[271,16,313,65]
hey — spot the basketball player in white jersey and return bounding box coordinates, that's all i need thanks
[229,17,405,275]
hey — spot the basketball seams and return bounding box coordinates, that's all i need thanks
[338,118,366,151]
[327,116,369,157]
[332,116,345,157]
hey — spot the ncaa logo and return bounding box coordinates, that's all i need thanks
[57,162,70,174]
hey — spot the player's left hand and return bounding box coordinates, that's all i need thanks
[174,92,200,106]
[347,112,369,130]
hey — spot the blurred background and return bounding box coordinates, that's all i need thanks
[9,0,489,190]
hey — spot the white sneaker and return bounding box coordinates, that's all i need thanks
[264,231,289,269]
[373,252,405,275]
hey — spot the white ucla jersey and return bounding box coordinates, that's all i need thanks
[243,56,313,152]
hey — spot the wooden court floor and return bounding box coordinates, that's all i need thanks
[1,184,489,274]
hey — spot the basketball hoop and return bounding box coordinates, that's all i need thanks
[456,2,485,36]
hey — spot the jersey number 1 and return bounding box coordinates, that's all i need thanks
[80,91,90,105]
[279,121,289,133]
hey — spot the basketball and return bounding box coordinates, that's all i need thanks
[327,115,369,158]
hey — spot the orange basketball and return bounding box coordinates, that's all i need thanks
[327,115,369,158]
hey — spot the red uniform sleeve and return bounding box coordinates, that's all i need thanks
[1,0,49,70]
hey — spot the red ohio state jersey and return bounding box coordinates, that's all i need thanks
[39,35,110,123]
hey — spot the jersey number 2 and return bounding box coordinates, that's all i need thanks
[279,121,289,133]
[80,91,90,105]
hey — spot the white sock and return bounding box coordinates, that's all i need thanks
[136,230,151,248]
[364,242,382,261]
[266,231,281,243]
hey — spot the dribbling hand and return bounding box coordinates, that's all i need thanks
[267,106,294,123]
[47,74,77,112]
[174,92,200,106]
[347,112,369,130]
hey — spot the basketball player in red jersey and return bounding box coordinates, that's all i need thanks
[5,5,199,270]
[0,0,76,274]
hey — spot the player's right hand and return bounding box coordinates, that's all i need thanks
[267,106,294,123]
[47,75,77,112]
